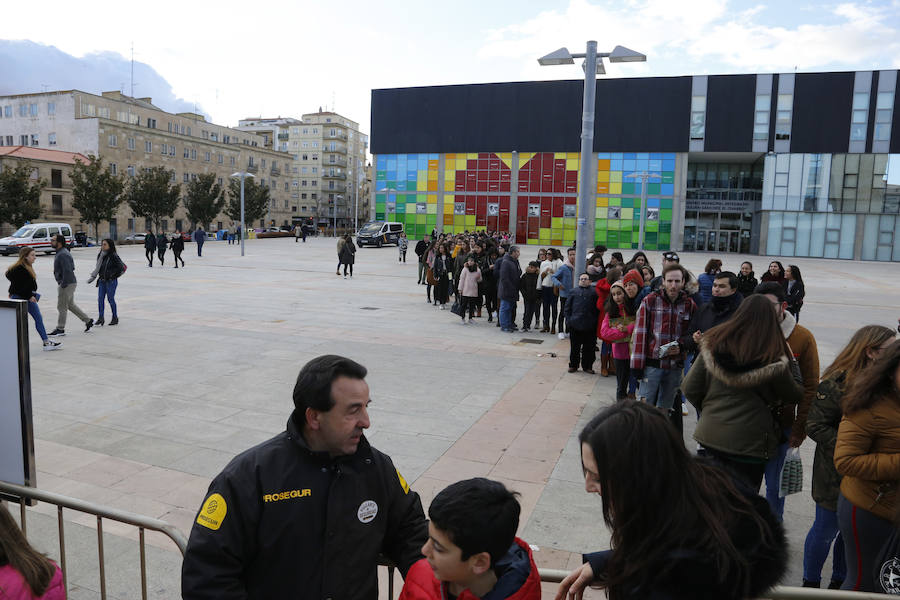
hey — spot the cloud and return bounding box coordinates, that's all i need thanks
[478,0,900,78]
[0,40,205,117]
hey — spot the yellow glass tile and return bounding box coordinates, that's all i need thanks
[518,158,529,168]
[597,183,609,194]
[454,216,465,226]
[597,171,610,183]
[566,159,578,170]
[465,215,476,226]
[443,214,454,225]
[609,182,622,194]
[564,220,576,230]
[598,159,611,170]
[427,181,437,191]
[417,179,427,191]
[500,156,513,169]
[598,197,609,207]
[445,153,456,160]
[621,208,633,219]
[549,217,561,229]
[610,171,622,182]
[427,171,438,180]
[540,228,551,238]
[444,182,454,192]
[418,170,427,180]
[444,170,455,180]
[539,239,551,246]
[428,160,439,170]
[595,207,605,219]
[467,153,478,159]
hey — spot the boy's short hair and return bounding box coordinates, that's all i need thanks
[528,260,541,268]
[428,478,520,564]
[755,281,786,302]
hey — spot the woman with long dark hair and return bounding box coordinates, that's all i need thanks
[599,280,635,400]
[681,295,804,489]
[0,503,65,598]
[86,238,125,326]
[338,233,356,278]
[784,264,805,321]
[761,260,786,288]
[432,244,452,309]
[556,400,787,600]
[802,325,896,589]
[834,339,900,592]
[5,247,62,350]
[539,248,562,333]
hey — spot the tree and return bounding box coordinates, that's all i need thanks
[225,177,269,228]
[126,166,181,231]
[183,173,225,229]
[70,155,125,239]
[0,162,45,228]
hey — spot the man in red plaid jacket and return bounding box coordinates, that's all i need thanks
[630,264,696,412]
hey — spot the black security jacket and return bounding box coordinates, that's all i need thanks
[181,412,427,600]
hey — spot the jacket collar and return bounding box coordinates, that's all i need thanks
[700,347,790,388]
[780,311,796,339]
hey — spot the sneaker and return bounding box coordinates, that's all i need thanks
[49,328,66,336]
[558,332,566,340]
[467,318,474,324]
[440,305,446,310]
[84,318,94,332]
[42,340,62,351]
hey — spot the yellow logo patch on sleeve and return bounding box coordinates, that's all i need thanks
[196,493,227,530]
[396,469,410,495]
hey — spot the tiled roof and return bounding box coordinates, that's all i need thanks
[0,146,91,165]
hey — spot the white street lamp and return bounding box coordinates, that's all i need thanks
[230,171,255,256]
[539,43,646,278]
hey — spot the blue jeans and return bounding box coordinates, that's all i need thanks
[499,299,513,330]
[763,427,792,520]
[600,341,611,356]
[11,293,48,341]
[98,279,118,318]
[641,366,682,410]
[803,504,846,584]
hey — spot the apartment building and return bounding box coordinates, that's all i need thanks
[0,90,295,237]
[0,146,90,236]
[237,110,369,230]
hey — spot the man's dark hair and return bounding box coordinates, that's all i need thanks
[528,260,541,268]
[53,234,67,246]
[428,478,520,565]
[754,281,786,302]
[292,355,367,418]
[714,271,738,290]
[594,245,608,254]
[661,263,688,282]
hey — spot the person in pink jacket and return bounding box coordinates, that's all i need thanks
[600,280,637,401]
[456,256,482,324]
[0,504,65,599]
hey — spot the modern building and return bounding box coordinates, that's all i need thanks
[0,146,90,236]
[370,70,900,261]
[0,90,294,237]
[237,110,369,231]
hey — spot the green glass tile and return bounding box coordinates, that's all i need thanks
[621,198,633,208]
[648,183,661,195]
[609,198,621,206]
[426,215,436,224]
[376,171,387,180]
[416,215,426,224]
[659,233,671,247]
[620,220,633,230]
[660,209,672,221]
[646,221,658,232]
[660,222,671,233]
[596,219,607,230]
[376,194,386,203]
[619,232,632,244]
[661,198,672,209]
[375,212,385,220]
[662,172,674,184]
[622,183,634,194]
[645,232,658,242]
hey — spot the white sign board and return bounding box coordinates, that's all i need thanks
[0,300,36,500]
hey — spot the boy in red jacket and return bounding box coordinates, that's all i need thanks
[400,478,540,600]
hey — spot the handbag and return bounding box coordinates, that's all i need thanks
[450,301,462,316]
[426,267,437,286]
[778,447,803,497]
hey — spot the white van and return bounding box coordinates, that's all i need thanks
[356,221,404,247]
[0,223,75,256]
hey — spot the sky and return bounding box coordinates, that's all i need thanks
[1,0,899,142]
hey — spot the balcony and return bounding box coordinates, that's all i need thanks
[324,143,347,155]
[326,157,348,168]
[270,167,281,176]
[321,171,347,180]
[277,133,289,141]
[246,163,259,173]
[323,131,348,141]
[325,183,347,194]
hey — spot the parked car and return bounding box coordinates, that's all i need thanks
[356,221,404,247]
[125,233,147,243]
[0,222,75,255]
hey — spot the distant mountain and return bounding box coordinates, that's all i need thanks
[0,40,206,117]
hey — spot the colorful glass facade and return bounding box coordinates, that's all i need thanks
[374,151,678,250]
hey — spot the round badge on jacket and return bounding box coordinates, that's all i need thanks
[357,500,378,523]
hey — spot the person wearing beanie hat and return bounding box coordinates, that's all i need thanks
[600,280,637,400]
[623,269,644,291]
[595,267,622,377]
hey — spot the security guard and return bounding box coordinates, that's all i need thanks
[182,355,427,599]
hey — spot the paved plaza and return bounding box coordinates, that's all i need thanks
[5,236,900,598]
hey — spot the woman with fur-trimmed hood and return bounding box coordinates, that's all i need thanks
[682,295,804,491]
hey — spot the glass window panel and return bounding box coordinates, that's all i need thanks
[691,96,706,111]
[874,124,891,141]
[691,112,705,126]
[755,95,770,110]
[876,109,892,123]
[810,213,826,256]
[852,109,868,123]
[839,215,856,259]
[862,215,880,260]
[845,154,860,173]
[852,93,869,110]
[878,231,893,245]
[775,173,788,187]
[690,123,705,139]
[755,111,769,125]
[776,110,791,122]
[894,218,900,261]
[777,94,793,110]
[850,125,866,141]
[876,92,894,110]
[796,213,812,256]
[843,174,858,187]
[776,153,790,171]
[766,212,783,255]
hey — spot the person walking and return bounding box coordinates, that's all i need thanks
[497,246,522,332]
[540,248,562,333]
[171,233,186,268]
[336,235,346,275]
[398,232,409,263]
[456,256,482,324]
[600,281,636,400]
[415,236,429,284]
[87,239,125,326]
[193,226,206,257]
[681,295,804,490]
[802,325,896,590]
[785,264,805,322]
[48,234,93,336]
[565,272,599,373]
[630,264,696,413]
[156,231,168,266]
[5,247,61,351]
[339,234,356,278]
[737,261,758,297]
[432,244,452,309]
[834,340,900,592]
[144,228,157,267]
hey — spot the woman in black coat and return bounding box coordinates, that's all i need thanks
[784,264,805,322]
[171,233,185,268]
[5,247,61,349]
[87,239,125,326]
[338,234,356,278]
[431,244,452,309]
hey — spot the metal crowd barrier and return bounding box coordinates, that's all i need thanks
[1,480,883,600]
[0,480,187,600]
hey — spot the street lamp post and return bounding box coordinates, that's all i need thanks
[334,195,343,237]
[230,171,255,257]
[625,171,660,251]
[538,43,646,278]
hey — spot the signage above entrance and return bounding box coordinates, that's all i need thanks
[686,198,753,212]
